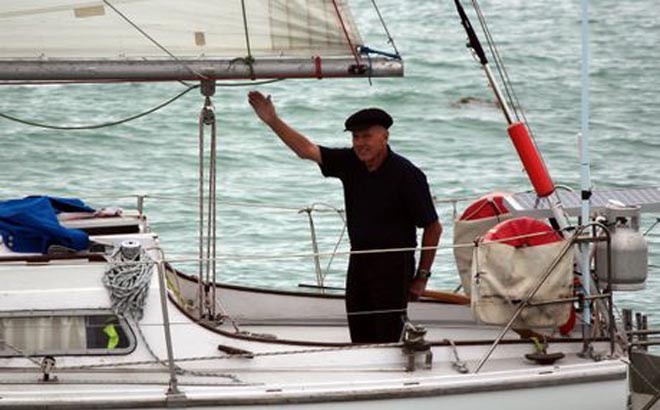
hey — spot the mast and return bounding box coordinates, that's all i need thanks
[579,0,593,328]
[453,0,571,232]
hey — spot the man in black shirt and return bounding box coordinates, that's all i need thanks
[248,91,442,343]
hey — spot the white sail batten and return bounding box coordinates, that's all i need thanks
[0,0,403,81]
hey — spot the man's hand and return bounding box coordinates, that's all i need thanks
[248,91,277,125]
[409,277,428,301]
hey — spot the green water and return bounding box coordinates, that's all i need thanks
[0,0,658,324]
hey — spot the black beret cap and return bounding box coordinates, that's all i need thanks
[344,108,393,132]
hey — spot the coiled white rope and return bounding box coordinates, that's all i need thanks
[103,246,154,321]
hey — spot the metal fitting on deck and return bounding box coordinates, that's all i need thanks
[402,322,432,371]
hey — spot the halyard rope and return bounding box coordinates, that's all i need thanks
[0,85,199,130]
[0,79,285,130]
[331,0,362,67]
[239,0,256,80]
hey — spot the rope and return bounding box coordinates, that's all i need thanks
[59,341,403,371]
[621,357,660,395]
[198,98,207,316]
[330,0,362,67]
[196,86,220,319]
[643,217,660,236]
[239,0,256,80]
[129,311,241,382]
[0,340,43,367]
[469,0,548,172]
[0,85,198,130]
[103,248,155,321]
[102,0,208,80]
[369,0,401,57]
[468,0,517,121]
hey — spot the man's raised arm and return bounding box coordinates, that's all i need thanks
[248,91,322,164]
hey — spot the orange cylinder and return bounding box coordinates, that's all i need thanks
[508,122,555,197]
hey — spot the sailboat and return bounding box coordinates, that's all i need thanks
[0,0,658,409]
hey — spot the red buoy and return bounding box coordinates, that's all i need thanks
[508,122,555,197]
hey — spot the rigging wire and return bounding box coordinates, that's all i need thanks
[468,0,518,121]
[369,0,401,57]
[239,0,257,79]
[467,0,552,173]
[643,217,660,236]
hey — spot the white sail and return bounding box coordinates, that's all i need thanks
[0,0,402,81]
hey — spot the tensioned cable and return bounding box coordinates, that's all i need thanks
[469,0,551,174]
[102,0,208,81]
[160,230,558,264]
[470,0,538,145]
[84,192,482,213]
[239,0,256,79]
[370,0,400,57]
[643,217,660,236]
[331,0,362,66]
[469,0,518,121]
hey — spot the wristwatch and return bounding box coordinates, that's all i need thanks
[416,268,432,280]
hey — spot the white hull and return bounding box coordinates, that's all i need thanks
[0,217,633,409]
[0,367,627,409]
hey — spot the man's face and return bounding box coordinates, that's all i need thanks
[351,125,388,164]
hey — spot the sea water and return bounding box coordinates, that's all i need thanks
[0,0,658,326]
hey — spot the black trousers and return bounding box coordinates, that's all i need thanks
[345,251,415,343]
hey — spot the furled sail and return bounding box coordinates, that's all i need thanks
[0,0,402,82]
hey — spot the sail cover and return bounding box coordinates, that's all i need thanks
[0,0,402,81]
[0,196,93,254]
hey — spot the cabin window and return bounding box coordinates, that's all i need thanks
[0,312,134,357]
